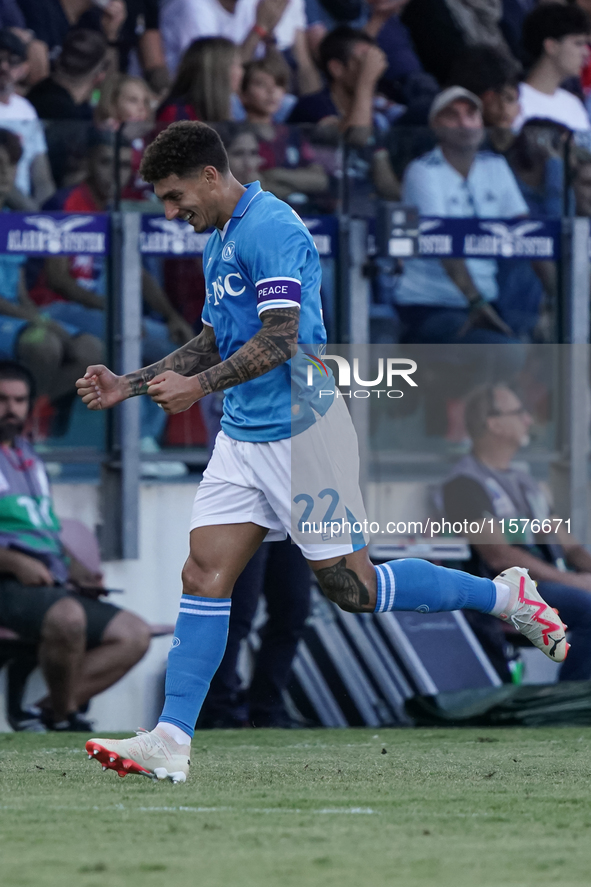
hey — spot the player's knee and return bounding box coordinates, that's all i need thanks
[181,554,209,597]
[181,554,228,598]
[42,597,86,646]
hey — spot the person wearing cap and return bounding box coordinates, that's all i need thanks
[0,28,54,208]
[393,86,529,346]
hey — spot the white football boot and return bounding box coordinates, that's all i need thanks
[494,566,569,662]
[86,726,190,783]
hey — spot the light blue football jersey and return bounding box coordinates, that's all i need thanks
[201,181,332,442]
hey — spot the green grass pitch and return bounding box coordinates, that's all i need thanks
[1,727,591,887]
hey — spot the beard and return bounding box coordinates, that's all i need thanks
[0,416,25,442]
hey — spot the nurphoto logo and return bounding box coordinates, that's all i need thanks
[304,354,418,398]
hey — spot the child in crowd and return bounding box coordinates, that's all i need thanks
[240,55,328,204]
[96,74,153,127]
[96,73,156,200]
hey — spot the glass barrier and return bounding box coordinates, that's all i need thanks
[0,211,108,473]
[121,123,341,460]
[344,124,566,347]
[291,344,588,550]
[0,119,576,473]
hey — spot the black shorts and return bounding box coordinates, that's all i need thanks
[0,578,121,649]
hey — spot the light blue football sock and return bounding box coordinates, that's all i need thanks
[374,558,496,614]
[159,595,231,738]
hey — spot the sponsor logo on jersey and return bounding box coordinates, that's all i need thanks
[208,273,246,305]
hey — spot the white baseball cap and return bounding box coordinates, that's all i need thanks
[428,87,483,125]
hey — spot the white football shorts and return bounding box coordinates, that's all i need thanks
[190,396,368,561]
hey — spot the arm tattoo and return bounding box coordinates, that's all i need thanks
[315,558,372,613]
[197,307,299,396]
[125,324,221,397]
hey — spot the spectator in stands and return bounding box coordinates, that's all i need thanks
[0,2,49,88]
[287,26,400,200]
[160,0,305,75]
[241,49,293,127]
[41,132,192,351]
[515,3,590,132]
[216,121,264,185]
[19,0,169,94]
[0,129,101,406]
[27,29,110,190]
[448,45,522,154]
[239,57,328,203]
[96,74,153,128]
[394,87,528,345]
[17,0,126,69]
[112,0,170,95]
[232,31,321,122]
[157,38,243,124]
[27,29,108,122]
[507,118,569,217]
[0,29,54,208]
[362,0,438,123]
[306,0,362,31]
[400,0,512,87]
[305,0,362,63]
[443,383,591,682]
[0,0,29,32]
[289,26,386,132]
[0,361,151,730]
[95,74,155,200]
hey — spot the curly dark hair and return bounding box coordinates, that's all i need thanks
[448,46,521,97]
[522,3,590,65]
[139,121,229,183]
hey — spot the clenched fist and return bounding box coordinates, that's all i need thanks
[147,371,204,414]
[76,365,128,410]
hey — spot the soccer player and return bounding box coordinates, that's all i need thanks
[77,122,568,784]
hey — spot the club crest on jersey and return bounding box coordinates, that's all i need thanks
[222,241,236,261]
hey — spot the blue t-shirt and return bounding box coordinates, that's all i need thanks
[201,181,329,442]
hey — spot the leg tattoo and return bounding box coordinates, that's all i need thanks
[315,558,372,613]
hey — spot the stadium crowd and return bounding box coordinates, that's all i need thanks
[0,1,584,400]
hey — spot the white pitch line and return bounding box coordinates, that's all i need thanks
[0,804,379,816]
